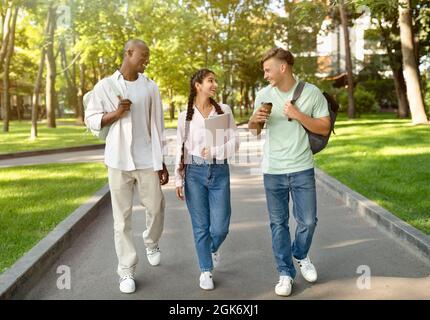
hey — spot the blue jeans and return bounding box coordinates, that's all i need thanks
[185,156,231,272]
[263,168,318,279]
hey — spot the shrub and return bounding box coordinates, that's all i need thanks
[335,85,378,116]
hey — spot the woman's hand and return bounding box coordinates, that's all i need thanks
[201,147,211,159]
[176,187,184,201]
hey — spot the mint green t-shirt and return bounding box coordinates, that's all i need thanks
[253,78,329,174]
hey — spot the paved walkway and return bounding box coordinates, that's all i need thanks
[3,128,429,299]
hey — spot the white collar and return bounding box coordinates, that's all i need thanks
[112,70,147,81]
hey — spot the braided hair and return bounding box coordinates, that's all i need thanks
[186,68,224,121]
[179,69,224,173]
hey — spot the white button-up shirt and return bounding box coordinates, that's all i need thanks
[84,70,165,171]
[174,104,240,187]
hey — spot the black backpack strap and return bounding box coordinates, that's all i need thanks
[288,81,305,121]
[291,81,305,104]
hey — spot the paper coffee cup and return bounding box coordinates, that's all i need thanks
[262,102,273,114]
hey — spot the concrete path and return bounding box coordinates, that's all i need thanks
[18,128,430,300]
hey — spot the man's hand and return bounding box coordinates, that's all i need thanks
[201,147,211,160]
[175,187,184,201]
[116,96,132,117]
[283,101,302,121]
[249,106,269,124]
[248,106,269,136]
[158,163,169,186]
[101,96,132,128]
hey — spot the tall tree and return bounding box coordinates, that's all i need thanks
[45,4,58,128]
[398,0,428,124]
[356,0,410,118]
[339,0,356,118]
[31,9,50,140]
[2,4,18,132]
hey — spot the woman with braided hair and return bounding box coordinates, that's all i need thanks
[174,69,239,290]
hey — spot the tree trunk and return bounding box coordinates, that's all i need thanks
[71,19,82,124]
[2,6,18,132]
[377,20,410,119]
[31,47,46,139]
[17,96,23,121]
[30,8,51,139]
[392,67,409,118]
[398,0,428,124]
[0,4,12,66]
[239,82,243,118]
[244,84,250,116]
[45,5,57,128]
[59,41,80,124]
[339,0,355,119]
[169,101,175,121]
[77,62,85,123]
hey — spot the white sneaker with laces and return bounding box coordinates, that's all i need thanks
[212,251,220,268]
[119,275,135,293]
[275,275,293,296]
[295,256,317,283]
[199,271,214,290]
[146,247,161,266]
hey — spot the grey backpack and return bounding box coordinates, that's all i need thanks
[291,81,339,154]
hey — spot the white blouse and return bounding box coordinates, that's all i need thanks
[174,104,240,187]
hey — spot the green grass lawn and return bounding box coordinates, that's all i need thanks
[0,119,103,154]
[0,162,108,274]
[315,113,430,235]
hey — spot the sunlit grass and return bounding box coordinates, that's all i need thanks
[0,119,102,154]
[315,113,430,235]
[0,162,108,274]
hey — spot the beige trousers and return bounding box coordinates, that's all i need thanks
[108,167,165,278]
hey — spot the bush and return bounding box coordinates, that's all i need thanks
[359,79,397,110]
[335,85,378,116]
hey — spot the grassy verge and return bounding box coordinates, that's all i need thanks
[0,119,102,154]
[0,162,108,274]
[315,113,430,235]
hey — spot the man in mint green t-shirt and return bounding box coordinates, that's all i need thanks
[248,47,330,297]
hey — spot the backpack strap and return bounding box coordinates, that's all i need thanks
[288,81,305,121]
[291,81,305,104]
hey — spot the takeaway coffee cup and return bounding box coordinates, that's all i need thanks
[261,102,273,115]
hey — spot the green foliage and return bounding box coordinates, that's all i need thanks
[336,84,378,115]
[4,0,430,124]
[359,79,397,109]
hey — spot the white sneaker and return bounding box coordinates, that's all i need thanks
[275,275,293,297]
[146,247,161,266]
[199,271,214,290]
[295,256,318,283]
[212,251,220,268]
[119,275,135,294]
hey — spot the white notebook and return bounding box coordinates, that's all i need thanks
[204,113,230,148]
